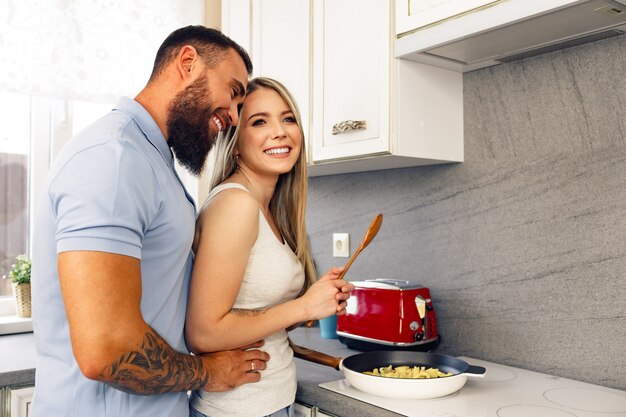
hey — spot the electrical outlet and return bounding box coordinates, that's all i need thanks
[332,233,350,257]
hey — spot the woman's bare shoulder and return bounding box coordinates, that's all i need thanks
[197,186,259,230]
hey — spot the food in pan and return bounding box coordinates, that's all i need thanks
[363,365,453,379]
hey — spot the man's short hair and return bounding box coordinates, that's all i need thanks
[149,25,252,81]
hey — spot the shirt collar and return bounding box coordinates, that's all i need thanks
[114,96,173,166]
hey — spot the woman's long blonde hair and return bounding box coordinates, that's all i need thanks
[208,77,316,294]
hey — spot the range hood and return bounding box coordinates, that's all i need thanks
[396,0,626,72]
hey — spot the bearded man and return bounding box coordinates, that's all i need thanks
[30,26,269,417]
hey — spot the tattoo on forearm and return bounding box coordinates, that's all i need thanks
[102,331,208,394]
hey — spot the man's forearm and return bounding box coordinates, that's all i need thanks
[100,330,207,394]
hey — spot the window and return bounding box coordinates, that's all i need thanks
[0,1,205,332]
[0,94,200,297]
[1,93,32,298]
[1,94,114,299]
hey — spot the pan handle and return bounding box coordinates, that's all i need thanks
[289,340,342,370]
[465,365,487,377]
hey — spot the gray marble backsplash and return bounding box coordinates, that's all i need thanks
[306,35,626,390]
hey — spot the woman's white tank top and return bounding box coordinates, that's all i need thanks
[190,183,304,417]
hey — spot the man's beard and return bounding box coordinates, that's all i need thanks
[166,75,218,177]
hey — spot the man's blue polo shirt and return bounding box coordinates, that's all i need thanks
[31,96,196,417]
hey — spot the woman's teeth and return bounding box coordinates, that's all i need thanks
[212,116,223,131]
[265,148,290,155]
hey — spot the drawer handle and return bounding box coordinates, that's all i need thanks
[332,120,367,135]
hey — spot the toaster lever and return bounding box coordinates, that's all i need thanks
[415,296,426,318]
[415,296,427,338]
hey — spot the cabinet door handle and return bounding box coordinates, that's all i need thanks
[331,120,367,135]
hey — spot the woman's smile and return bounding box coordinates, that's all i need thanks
[264,146,292,156]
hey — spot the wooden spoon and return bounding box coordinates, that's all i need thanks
[305,213,383,327]
[337,213,383,280]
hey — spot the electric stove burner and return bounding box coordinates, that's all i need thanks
[544,387,626,413]
[497,404,577,417]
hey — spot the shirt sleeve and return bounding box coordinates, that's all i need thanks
[49,140,162,259]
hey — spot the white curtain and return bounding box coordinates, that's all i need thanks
[0,0,205,102]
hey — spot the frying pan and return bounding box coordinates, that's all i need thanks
[291,344,486,400]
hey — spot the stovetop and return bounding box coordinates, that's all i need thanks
[319,357,626,417]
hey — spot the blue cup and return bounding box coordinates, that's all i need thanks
[319,315,338,339]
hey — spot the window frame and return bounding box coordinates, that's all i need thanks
[0,96,55,333]
[0,96,200,334]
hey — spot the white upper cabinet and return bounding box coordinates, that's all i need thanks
[309,0,462,176]
[251,0,310,141]
[221,0,310,141]
[310,0,391,164]
[221,0,463,177]
[395,0,500,35]
[220,0,251,52]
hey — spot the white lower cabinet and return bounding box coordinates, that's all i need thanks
[5,386,34,417]
[294,402,339,417]
[314,408,338,417]
[294,402,313,417]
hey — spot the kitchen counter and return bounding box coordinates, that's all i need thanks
[0,332,36,387]
[0,328,399,416]
[2,329,625,417]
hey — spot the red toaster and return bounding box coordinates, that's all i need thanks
[337,279,440,351]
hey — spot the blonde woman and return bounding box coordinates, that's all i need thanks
[186,77,353,417]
